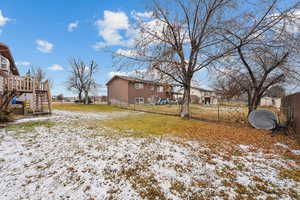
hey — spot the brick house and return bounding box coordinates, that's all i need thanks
[106,75,174,105]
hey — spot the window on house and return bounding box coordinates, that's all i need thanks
[157,86,164,92]
[150,86,155,91]
[0,55,10,70]
[135,97,144,104]
[134,83,144,89]
[272,99,275,105]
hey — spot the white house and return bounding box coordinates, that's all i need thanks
[178,87,219,105]
[260,97,281,108]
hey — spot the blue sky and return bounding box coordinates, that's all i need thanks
[0,0,299,96]
[0,0,151,96]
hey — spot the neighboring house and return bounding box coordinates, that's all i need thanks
[91,96,107,103]
[92,96,107,103]
[0,43,52,114]
[64,97,77,102]
[260,97,282,108]
[106,75,174,105]
[179,87,219,105]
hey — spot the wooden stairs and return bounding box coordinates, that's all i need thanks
[3,76,52,115]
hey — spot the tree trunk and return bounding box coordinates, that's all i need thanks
[84,91,89,104]
[247,90,262,115]
[180,85,191,119]
[78,91,82,102]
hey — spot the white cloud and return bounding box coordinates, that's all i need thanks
[93,42,107,50]
[93,10,161,51]
[94,10,132,50]
[269,10,300,34]
[68,21,79,32]
[16,61,31,66]
[36,40,54,53]
[99,87,107,95]
[48,64,63,71]
[108,68,163,79]
[131,11,153,19]
[286,10,300,33]
[0,10,12,27]
[115,48,138,57]
[108,69,146,78]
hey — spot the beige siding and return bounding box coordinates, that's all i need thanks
[107,76,173,105]
[107,78,129,104]
[128,83,169,104]
[260,97,281,108]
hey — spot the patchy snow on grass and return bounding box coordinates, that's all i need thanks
[274,142,290,149]
[53,110,131,121]
[14,116,54,124]
[291,150,300,155]
[0,110,299,199]
[274,142,300,155]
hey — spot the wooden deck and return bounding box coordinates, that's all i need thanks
[4,76,52,114]
[5,76,49,93]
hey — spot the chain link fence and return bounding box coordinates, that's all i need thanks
[116,103,291,125]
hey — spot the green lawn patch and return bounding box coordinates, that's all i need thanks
[53,103,123,112]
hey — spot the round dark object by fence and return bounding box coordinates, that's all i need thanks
[248,109,278,130]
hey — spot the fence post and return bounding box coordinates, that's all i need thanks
[217,104,220,121]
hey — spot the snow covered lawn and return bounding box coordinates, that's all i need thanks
[0,110,299,199]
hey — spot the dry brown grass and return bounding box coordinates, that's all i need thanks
[101,113,299,150]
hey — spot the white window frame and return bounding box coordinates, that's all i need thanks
[134,83,144,89]
[157,86,164,92]
[0,55,10,71]
[135,97,144,104]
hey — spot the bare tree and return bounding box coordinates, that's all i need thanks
[82,60,99,104]
[215,0,300,114]
[213,74,246,101]
[32,67,45,83]
[26,66,46,83]
[67,58,85,102]
[57,94,64,101]
[114,0,237,118]
[265,85,285,98]
[67,58,99,104]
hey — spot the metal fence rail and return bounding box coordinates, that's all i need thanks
[116,103,290,125]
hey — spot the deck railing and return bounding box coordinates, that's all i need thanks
[5,76,49,92]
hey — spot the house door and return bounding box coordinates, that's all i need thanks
[204,97,211,104]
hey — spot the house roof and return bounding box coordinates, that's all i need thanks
[191,87,214,93]
[0,43,19,76]
[106,75,172,86]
